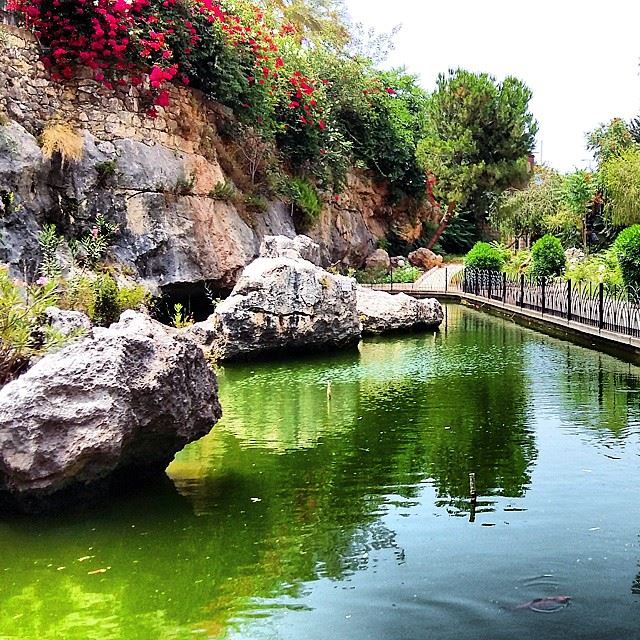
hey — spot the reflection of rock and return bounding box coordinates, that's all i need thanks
[365,249,391,271]
[357,287,443,335]
[0,311,221,511]
[259,234,321,266]
[210,255,360,361]
[408,248,443,270]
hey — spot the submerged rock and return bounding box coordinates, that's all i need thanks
[0,311,221,512]
[357,287,444,335]
[210,255,360,361]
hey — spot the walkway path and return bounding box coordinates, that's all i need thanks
[414,264,464,290]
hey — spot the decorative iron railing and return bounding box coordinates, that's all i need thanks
[461,269,640,338]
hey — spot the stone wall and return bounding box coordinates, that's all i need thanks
[0,24,226,156]
[0,23,435,293]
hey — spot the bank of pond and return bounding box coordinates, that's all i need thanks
[0,304,639,639]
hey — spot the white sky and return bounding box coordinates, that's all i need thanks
[344,0,640,173]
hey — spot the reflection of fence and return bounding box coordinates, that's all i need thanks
[462,269,640,338]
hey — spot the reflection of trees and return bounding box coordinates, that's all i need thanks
[533,340,640,444]
[0,304,539,639]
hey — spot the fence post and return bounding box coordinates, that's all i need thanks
[488,271,492,299]
[541,278,546,315]
[475,270,479,296]
[520,274,525,308]
[567,279,572,322]
[598,282,604,330]
[502,272,507,304]
[445,267,448,293]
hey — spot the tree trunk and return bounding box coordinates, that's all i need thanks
[425,201,457,252]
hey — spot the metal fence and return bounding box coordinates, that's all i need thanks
[462,269,640,338]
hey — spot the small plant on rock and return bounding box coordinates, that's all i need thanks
[38,224,63,278]
[40,122,84,165]
[172,303,194,329]
[210,181,236,201]
[95,160,118,186]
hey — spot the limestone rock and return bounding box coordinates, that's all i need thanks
[357,287,444,335]
[259,234,321,265]
[210,255,360,360]
[0,311,221,511]
[408,248,443,271]
[365,248,391,271]
[44,306,92,338]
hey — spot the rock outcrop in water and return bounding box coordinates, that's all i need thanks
[357,287,444,335]
[0,311,221,512]
[205,235,359,360]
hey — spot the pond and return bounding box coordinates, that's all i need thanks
[1,304,640,639]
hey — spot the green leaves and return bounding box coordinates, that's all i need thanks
[418,69,537,213]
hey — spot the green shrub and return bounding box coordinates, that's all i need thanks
[355,264,421,284]
[531,234,565,278]
[95,160,118,186]
[0,268,63,385]
[464,242,505,271]
[289,177,322,222]
[504,249,532,276]
[564,250,622,287]
[244,193,269,212]
[613,225,640,289]
[209,180,236,201]
[91,273,120,326]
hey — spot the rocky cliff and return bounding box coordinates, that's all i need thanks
[0,24,435,297]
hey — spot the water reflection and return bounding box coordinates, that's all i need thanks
[1,304,640,639]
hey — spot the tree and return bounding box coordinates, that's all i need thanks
[417,69,537,250]
[587,118,637,165]
[600,147,640,226]
[491,165,564,242]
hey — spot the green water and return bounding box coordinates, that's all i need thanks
[2,304,640,639]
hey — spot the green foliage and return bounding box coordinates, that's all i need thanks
[600,147,640,226]
[355,264,421,284]
[492,166,564,238]
[171,303,194,329]
[289,177,322,222]
[94,160,118,186]
[0,268,62,385]
[613,225,640,289]
[587,118,637,165]
[464,242,505,271]
[564,250,622,286]
[116,283,151,312]
[503,249,532,276]
[91,273,121,326]
[174,173,196,195]
[531,234,565,278]
[244,192,269,212]
[38,224,63,278]
[210,180,237,201]
[417,69,537,214]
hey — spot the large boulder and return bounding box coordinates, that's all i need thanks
[365,248,391,271]
[0,311,221,511]
[408,248,443,271]
[357,287,444,335]
[210,255,360,361]
[259,234,322,266]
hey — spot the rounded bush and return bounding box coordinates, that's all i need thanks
[531,234,565,278]
[613,225,640,289]
[464,242,505,271]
